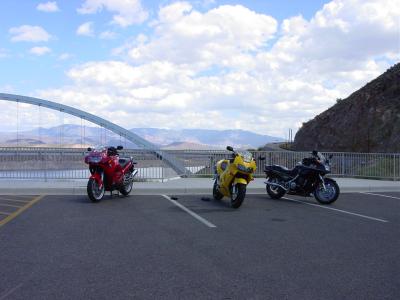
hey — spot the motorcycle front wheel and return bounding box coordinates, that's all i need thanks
[231,183,246,208]
[213,179,223,200]
[314,178,340,204]
[87,178,105,202]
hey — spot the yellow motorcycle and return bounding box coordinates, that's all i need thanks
[213,146,258,208]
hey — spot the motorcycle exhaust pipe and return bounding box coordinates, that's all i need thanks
[123,170,138,185]
[264,180,288,191]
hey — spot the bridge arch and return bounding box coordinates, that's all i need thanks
[0,93,188,175]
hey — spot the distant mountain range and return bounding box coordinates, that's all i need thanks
[0,125,284,149]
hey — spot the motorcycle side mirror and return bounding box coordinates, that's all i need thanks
[226,146,234,152]
[87,147,92,152]
[117,145,123,150]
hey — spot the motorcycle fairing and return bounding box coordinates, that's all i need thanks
[216,157,255,197]
[216,160,229,174]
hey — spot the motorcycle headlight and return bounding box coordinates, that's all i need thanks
[237,164,253,173]
[89,156,102,163]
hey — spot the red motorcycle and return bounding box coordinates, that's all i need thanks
[84,145,138,202]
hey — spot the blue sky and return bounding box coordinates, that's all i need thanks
[0,0,329,93]
[0,0,399,137]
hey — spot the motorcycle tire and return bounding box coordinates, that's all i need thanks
[87,178,105,202]
[314,178,340,204]
[120,173,134,196]
[231,183,246,209]
[266,178,285,199]
[213,179,223,200]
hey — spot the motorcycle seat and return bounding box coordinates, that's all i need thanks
[119,158,131,168]
[265,164,295,175]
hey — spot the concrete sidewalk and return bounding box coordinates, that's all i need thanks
[0,177,399,195]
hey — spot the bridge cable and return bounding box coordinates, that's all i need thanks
[16,101,19,147]
[83,118,86,148]
[80,117,83,149]
[38,104,42,146]
[104,127,107,146]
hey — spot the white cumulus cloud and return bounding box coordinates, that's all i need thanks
[99,30,117,39]
[129,3,277,68]
[58,53,72,60]
[32,0,400,137]
[29,46,52,56]
[76,22,94,36]
[37,1,60,12]
[77,0,148,27]
[9,25,51,42]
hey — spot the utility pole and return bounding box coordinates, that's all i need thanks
[287,128,293,148]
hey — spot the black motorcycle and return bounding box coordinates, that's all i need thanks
[264,151,340,204]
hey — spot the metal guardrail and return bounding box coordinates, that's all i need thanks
[0,148,399,181]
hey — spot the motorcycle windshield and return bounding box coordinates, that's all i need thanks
[91,145,106,152]
[317,152,326,163]
[238,151,253,163]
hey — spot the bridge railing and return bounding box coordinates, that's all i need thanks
[0,148,399,181]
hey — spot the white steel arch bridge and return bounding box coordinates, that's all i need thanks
[0,93,188,176]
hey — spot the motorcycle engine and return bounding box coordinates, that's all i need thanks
[289,182,297,190]
[296,177,305,188]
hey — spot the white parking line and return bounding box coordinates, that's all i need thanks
[0,203,23,208]
[0,283,23,300]
[282,197,388,223]
[161,195,217,228]
[0,197,30,203]
[359,192,400,200]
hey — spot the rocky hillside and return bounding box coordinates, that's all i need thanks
[293,63,400,153]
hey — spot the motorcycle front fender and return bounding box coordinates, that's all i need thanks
[233,177,248,185]
[90,172,104,188]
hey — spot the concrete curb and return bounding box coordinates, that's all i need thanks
[0,177,399,195]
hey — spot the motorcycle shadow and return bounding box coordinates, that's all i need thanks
[262,194,313,205]
[73,194,130,204]
[195,195,238,212]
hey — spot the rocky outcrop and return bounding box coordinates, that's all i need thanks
[293,63,400,153]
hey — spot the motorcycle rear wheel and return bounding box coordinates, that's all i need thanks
[266,177,285,199]
[87,178,105,202]
[231,183,246,208]
[314,178,340,204]
[120,173,133,196]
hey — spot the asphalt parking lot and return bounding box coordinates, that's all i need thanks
[0,192,399,299]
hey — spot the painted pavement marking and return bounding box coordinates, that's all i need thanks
[0,195,45,228]
[161,194,217,228]
[359,192,400,200]
[282,197,388,223]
